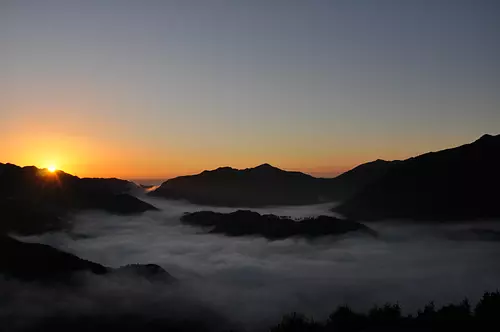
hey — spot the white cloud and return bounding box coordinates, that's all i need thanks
[11,198,500,330]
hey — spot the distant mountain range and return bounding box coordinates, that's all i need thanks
[150,161,394,207]
[151,163,326,206]
[2,133,498,225]
[335,134,500,221]
[151,134,500,221]
[0,163,157,235]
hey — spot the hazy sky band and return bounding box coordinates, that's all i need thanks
[1,0,499,177]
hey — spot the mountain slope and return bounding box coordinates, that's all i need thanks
[322,159,398,200]
[0,235,174,283]
[150,163,325,206]
[335,134,500,221]
[0,235,108,281]
[150,161,395,207]
[0,163,157,235]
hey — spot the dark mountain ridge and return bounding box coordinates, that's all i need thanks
[181,210,376,239]
[151,134,499,220]
[335,134,500,221]
[151,163,324,206]
[0,163,157,235]
[0,235,174,283]
[151,161,393,207]
[322,159,398,199]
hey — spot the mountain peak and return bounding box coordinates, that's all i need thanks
[214,166,235,171]
[151,162,319,206]
[475,133,497,143]
[250,163,284,173]
[255,163,277,170]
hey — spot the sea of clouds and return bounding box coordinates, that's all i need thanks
[6,196,500,330]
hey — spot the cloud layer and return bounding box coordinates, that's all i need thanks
[10,197,500,330]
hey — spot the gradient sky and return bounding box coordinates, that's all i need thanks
[1,0,499,179]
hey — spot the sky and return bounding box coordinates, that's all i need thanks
[1,0,499,179]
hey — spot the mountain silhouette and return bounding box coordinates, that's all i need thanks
[0,235,174,283]
[181,210,376,239]
[0,163,158,235]
[0,235,108,282]
[323,159,398,200]
[150,163,325,206]
[270,292,500,332]
[335,134,500,220]
[150,161,393,207]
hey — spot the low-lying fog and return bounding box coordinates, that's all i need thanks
[8,196,500,330]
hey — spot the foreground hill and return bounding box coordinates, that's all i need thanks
[270,293,500,332]
[150,162,393,207]
[0,235,173,283]
[336,134,500,221]
[2,238,500,332]
[181,210,376,239]
[0,163,157,235]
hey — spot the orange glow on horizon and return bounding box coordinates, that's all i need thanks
[0,126,361,179]
[2,118,446,180]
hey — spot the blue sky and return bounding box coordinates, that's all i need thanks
[1,0,499,177]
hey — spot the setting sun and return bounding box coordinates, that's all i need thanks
[48,165,57,173]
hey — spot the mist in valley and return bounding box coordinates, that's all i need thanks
[6,196,500,331]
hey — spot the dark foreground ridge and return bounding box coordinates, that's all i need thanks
[270,292,500,332]
[0,235,174,283]
[181,210,375,239]
[4,292,500,332]
[0,163,158,235]
[1,238,499,331]
[336,133,500,221]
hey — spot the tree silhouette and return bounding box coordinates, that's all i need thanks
[269,291,500,332]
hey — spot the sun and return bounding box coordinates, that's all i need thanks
[48,165,57,173]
